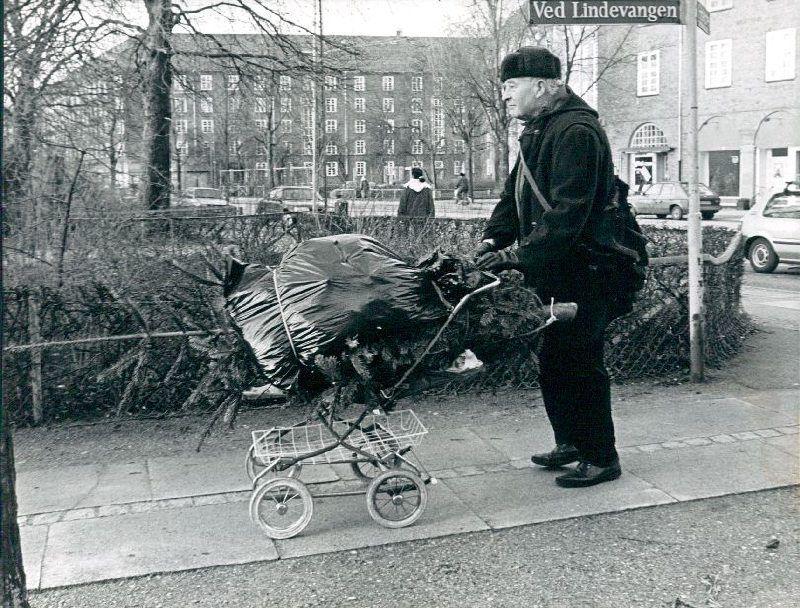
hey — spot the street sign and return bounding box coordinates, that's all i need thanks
[696,2,710,34]
[529,0,681,25]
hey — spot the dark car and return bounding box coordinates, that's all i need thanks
[628,182,721,220]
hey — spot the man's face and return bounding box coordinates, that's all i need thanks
[502,77,544,120]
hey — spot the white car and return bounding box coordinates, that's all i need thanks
[740,184,800,273]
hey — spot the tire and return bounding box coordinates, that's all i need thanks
[701,211,715,220]
[669,205,684,220]
[350,422,401,480]
[748,238,779,273]
[249,477,313,539]
[366,470,427,529]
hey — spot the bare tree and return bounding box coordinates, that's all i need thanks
[1,408,28,607]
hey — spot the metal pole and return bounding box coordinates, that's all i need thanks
[685,0,704,381]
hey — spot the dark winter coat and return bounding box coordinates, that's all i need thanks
[482,87,615,297]
[455,176,469,192]
[398,180,435,217]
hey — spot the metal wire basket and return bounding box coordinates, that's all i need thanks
[251,409,428,467]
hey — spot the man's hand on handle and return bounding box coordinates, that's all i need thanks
[476,249,520,272]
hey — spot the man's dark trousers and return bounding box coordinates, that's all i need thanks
[537,292,618,468]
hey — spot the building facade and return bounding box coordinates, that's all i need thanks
[597,0,799,205]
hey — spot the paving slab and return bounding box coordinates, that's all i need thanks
[147,451,339,500]
[412,427,510,469]
[17,462,152,515]
[39,502,278,588]
[614,398,797,446]
[20,525,48,591]
[274,480,489,559]
[738,389,800,418]
[764,434,798,457]
[625,439,798,502]
[442,468,674,530]
[470,421,555,461]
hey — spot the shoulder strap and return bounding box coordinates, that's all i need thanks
[517,152,552,212]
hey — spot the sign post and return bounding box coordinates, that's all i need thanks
[529,0,707,381]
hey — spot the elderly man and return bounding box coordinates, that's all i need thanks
[476,47,622,488]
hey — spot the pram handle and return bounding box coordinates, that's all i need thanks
[545,301,578,322]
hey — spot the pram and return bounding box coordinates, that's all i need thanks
[244,270,577,539]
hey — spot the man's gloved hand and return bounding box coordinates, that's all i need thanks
[473,240,496,260]
[476,249,520,271]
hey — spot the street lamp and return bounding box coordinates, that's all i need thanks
[752,110,784,205]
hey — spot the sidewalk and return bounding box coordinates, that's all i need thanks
[16,282,799,590]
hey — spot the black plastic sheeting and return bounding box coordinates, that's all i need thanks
[223,234,452,391]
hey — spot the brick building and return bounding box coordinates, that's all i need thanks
[120,34,492,196]
[597,0,799,205]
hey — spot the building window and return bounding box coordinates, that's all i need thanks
[304,138,313,155]
[411,76,423,92]
[433,108,445,140]
[325,76,338,91]
[283,141,292,154]
[325,97,337,113]
[325,142,338,155]
[229,140,241,155]
[354,119,366,133]
[228,98,240,113]
[637,50,660,96]
[454,140,465,154]
[412,140,424,155]
[255,161,268,171]
[386,119,395,133]
[173,98,187,114]
[325,119,338,133]
[227,74,239,90]
[355,140,366,155]
[411,98,422,113]
[354,98,365,113]
[174,75,188,91]
[384,139,394,154]
[175,139,188,154]
[281,98,291,113]
[201,119,214,134]
[353,76,365,91]
[766,28,796,82]
[434,160,444,170]
[255,98,269,113]
[354,161,366,176]
[630,123,667,148]
[411,119,422,133]
[383,98,394,113]
[325,161,338,176]
[706,0,732,10]
[200,74,213,91]
[254,76,267,92]
[382,76,394,91]
[705,39,732,88]
[256,145,266,156]
[434,77,443,93]
[279,75,291,91]
[454,161,465,175]
[174,119,188,134]
[200,97,213,113]
[281,118,292,132]
[254,119,268,129]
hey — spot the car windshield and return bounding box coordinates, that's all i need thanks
[191,188,223,199]
[764,195,800,219]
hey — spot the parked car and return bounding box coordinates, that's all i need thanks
[146,187,240,217]
[628,182,721,220]
[739,184,800,273]
[257,186,323,214]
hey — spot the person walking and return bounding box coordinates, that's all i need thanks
[359,176,370,200]
[454,172,470,205]
[475,47,633,488]
[398,167,435,217]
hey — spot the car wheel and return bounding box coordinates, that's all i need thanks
[701,211,715,220]
[748,238,779,273]
[655,214,667,219]
[669,205,684,221]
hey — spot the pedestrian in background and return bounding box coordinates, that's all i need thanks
[454,172,470,205]
[476,46,631,488]
[398,167,435,217]
[360,176,370,200]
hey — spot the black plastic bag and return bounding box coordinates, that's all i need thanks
[223,234,450,390]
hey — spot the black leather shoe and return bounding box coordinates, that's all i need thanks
[531,444,580,469]
[555,460,622,488]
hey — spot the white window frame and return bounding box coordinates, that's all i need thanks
[280,118,292,132]
[454,140,465,154]
[411,119,422,133]
[353,76,365,91]
[174,119,188,134]
[636,50,660,96]
[174,75,188,92]
[412,140,424,155]
[325,97,337,113]
[434,160,444,170]
[765,28,796,82]
[229,140,241,155]
[255,161,268,171]
[411,76,423,92]
[354,98,365,113]
[384,139,394,154]
[382,75,394,91]
[706,0,732,11]
[705,39,732,89]
[200,74,213,91]
[254,76,267,92]
[354,119,366,134]
[325,142,338,155]
[173,98,188,114]
[227,74,239,90]
[411,98,422,114]
[382,98,394,113]
[254,119,268,129]
[200,97,214,113]
[325,76,338,91]
[304,138,313,155]
[280,97,291,114]
[325,119,338,133]
[454,161,464,176]
[355,140,366,155]
[255,98,269,114]
[201,119,214,134]
[228,97,240,113]
[279,75,292,92]
[386,119,395,133]
[354,161,366,176]
[325,161,338,176]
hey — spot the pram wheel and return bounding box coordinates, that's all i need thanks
[350,422,401,480]
[366,470,427,529]
[249,477,313,539]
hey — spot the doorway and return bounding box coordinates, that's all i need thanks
[630,153,655,193]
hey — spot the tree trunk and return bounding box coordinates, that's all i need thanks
[141,0,174,210]
[1,411,29,607]
[466,142,474,197]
